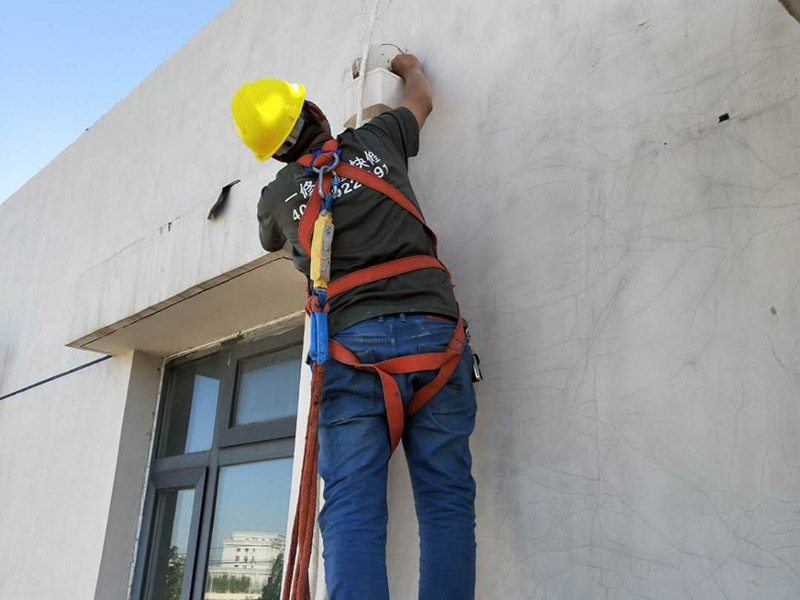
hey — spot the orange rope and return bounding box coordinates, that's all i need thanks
[283,362,324,600]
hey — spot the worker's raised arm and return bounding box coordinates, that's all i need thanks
[391,54,433,130]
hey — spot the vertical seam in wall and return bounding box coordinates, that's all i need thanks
[125,355,167,600]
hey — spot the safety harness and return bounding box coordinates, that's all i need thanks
[282,138,466,600]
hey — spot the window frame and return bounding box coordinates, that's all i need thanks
[217,329,303,448]
[131,467,206,600]
[131,322,304,600]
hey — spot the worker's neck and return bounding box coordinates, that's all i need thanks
[279,132,332,164]
[274,121,332,163]
[307,131,333,152]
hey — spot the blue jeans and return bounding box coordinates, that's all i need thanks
[317,313,477,600]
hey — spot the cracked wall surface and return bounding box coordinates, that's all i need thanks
[2,1,800,599]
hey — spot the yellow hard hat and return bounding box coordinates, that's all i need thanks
[231,78,306,161]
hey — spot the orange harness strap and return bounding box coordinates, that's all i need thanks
[297,140,438,254]
[329,320,466,451]
[326,255,450,299]
[283,138,465,600]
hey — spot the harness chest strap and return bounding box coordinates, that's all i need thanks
[298,139,438,257]
[297,139,465,452]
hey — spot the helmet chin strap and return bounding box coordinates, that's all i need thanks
[274,111,307,158]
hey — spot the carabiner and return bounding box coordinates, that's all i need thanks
[307,148,341,173]
[315,150,341,195]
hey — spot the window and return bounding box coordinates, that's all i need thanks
[132,326,303,600]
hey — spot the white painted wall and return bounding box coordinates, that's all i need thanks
[1,0,800,599]
[0,354,136,600]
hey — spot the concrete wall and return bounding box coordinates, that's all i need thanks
[1,0,800,599]
[0,354,136,599]
[93,351,162,600]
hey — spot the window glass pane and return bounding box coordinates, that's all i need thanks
[204,459,293,600]
[144,488,195,600]
[161,357,220,456]
[233,345,302,426]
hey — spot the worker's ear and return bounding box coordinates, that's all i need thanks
[305,101,331,135]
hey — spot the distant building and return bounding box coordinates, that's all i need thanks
[205,532,284,599]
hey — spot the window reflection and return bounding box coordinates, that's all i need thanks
[204,459,293,600]
[233,345,302,426]
[161,357,220,456]
[144,488,195,600]
[185,375,220,453]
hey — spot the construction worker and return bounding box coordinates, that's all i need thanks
[232,54,478,600]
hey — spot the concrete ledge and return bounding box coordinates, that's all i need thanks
[67,254,306,356]
[66,174,307,357]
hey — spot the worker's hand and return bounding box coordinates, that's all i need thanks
[392,53,432,130]
[391,53,423,79]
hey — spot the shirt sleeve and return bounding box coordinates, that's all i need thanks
[360,107,420,161]
[257,186,287,252]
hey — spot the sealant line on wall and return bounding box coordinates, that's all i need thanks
[0,355,113,402]
[355,0,380,128]
[164,309,306,363]
[126,355,168,600]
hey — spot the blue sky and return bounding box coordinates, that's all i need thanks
[0,0,234,204]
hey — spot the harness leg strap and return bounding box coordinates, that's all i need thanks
[374,369,405,452]
[404,354,461,418]
[328,317,466,453]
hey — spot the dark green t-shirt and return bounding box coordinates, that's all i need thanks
[257,107,458,334]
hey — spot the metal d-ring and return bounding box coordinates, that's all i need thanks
[314,150,341,195]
